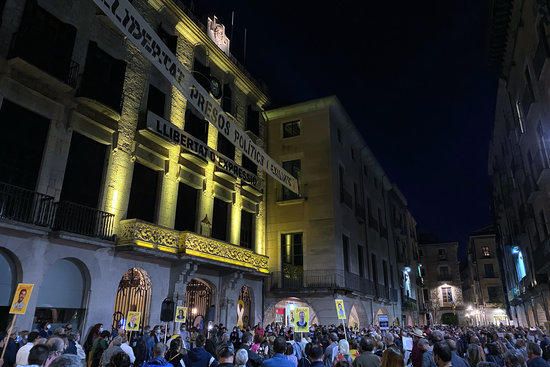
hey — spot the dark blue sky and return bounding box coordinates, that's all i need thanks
[196,0,498,254]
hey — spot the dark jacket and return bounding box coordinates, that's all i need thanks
[527,356,549,367]
[1,337,17,367]
[452,351,471,367]
[65,340,78,355]
[187,347,217,367]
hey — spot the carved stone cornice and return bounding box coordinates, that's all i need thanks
[118,219,180,253]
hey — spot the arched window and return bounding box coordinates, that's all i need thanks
[185,279,213,329]
[113,268,151,330]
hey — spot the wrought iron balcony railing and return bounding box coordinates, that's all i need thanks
[0,182,54,227]
[52,201,115,241]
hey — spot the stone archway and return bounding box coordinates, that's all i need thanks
[113,268,152,331]
[34,258,90,331]
[0,247,22,331]
[185,278,216,331]
[348,305,360,329]
[265,297,319,326]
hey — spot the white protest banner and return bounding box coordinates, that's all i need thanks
[92,0,299,194]
[147,111,259,187]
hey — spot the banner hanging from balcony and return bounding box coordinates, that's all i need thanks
[147,112,259,188]
[92,0,299,194]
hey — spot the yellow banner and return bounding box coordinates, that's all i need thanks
[335,299,346,320]
[294,307,309,332]
[175,306,188,324]
[126,311,141,331]
[9,283,34,315]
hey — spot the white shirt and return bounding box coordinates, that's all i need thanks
[16,342,34,366]
[120,342,136,363]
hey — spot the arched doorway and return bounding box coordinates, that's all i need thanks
[34,258,88,331]
[237,286,253,328]
[0,249,20,331]
[113,268,151,331]
[185,279,214,331]
[266,298,319,325]
[348,305,360,329]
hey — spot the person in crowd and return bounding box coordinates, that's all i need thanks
[24,345,51,367]
[466,343,483,367]
[261,337,294,367]
[65,331,86,364]
[1,327,19,367]
[308,345,326,367]
[84,325,103,357]
[235,349,249,367]
[187,334,216,367]
[353,338,380,367]
[285,343,298,367]
[100,337,123,367]
[90,331,110,367]
[419,338,435,367]
[504,349,527,367]
[432,342,452,367]
[216,347,233,367]
[116,335,134,366]
[134,326,152,367]
[486,342,505,367]
[49,355,82,367]
[16,332,40,366]
[380,347,403,367]
[107,353,130,367]
[526,342,547,367]
[239,333,262,367]
[516,340,528,361]
[38,324,52,340]
[164,337,186,367]
[446,339,470,367]
[334,339,352,365]
[324,334,340,366]
[143,344,173,367]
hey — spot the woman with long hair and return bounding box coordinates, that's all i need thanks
[381,346,404,367]
[84,324,103,356]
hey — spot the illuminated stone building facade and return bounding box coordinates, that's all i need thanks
[462,227,509,325]
[418,241,465,325]
[263,97,421,327]
[487,0,550,328]
[0,0,268,332]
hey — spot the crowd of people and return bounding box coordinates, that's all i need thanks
[1,321,549,367]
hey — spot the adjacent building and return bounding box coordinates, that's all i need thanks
[0,0,269,333]
[462,226,509,325]
[487,0,550,327]
[263,96,421,327]
[418,241,464,325]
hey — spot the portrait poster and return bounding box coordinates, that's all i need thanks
[175,306,188,324]
[335,299,346,320]
[294,307,310,332]
[126,311,141,331]
[9,283,34,315]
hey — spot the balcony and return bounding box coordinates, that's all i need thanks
[52,201,115,241]
[402,296,418,310]
[268,270,345,291]
[118,219,269,274]
[344,272,375,295]
[376,284,390,300]
[0,181,115,241]
[0,182,54,227]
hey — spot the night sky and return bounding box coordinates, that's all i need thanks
[195,0,498,257]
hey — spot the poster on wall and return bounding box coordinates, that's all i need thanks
[294,307,310,332]
[175,306,188,324]
[275,308,285,323]
[335,299,346,320]
[126,312,141,331]
[378,314,389,330]
[9,283,34,315]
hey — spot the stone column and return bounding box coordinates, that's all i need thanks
[220,272,243,327]
[170,262,198,306]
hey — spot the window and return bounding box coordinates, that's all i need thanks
[438,248,447,260]
[240,210,254,249]
[382,260,388,286]
[146,84,166,118]
[390,265,394,288]
[158,26,177,54]
[481,246,491,257]
[339,165,345,202]
[281,233,303,266]
[423,288,429,303]
[371,254,378,284]
[418,249,423,257]
[212,198,229,241]
[441,287,453,303]
[174,182,198,232]
[246,106,260,136]
[484,263,495,278]
[533,22,549,79]
[351,147,355,161]
[217,133,235,160]
[127,163,159,223]
[363,165,368,176]
[521,68,535,121]
[343,235,349,272]
[192,57,210,91]
[487,286,499,303]
[184,109,208,143]
[439,266,450,278]
[337,128,342,143]
[539,210,549,240]
[282,120,300,138]
[242,156,257,175]
[358,246,365,277]
[281,159,301,200]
